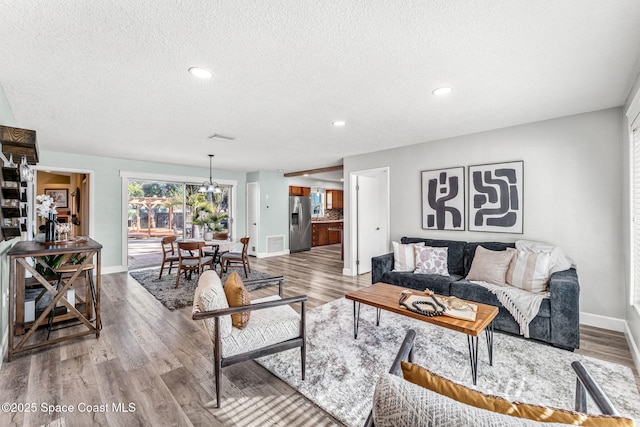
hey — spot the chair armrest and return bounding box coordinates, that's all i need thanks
[244,276,285,297]
[192,295,308,320]
[364,329,417,427]
[372,253,394,284]
[571,361,619,416]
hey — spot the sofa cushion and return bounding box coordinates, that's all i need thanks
[401,237,466,276]
[392,241,425,272]
[465,246,515,286]
[451,280,550,317]
[463,242,516,276]
[381,271,459,295]
[414,246,449,276]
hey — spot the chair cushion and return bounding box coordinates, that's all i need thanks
[221,295,301,358]
[193,270,232,339]
[400,362,634,427]
[373,373,574,427]
[221,251,242,260]
[224,271,251,328]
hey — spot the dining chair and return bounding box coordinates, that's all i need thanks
[220,237,251,278]
[175,241,213,288]
[202,244,221,273]
[159,235,179,279]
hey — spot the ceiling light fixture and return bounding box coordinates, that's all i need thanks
[432,86,453,96]
[189,67,213,79]
[199,154,222,193]
[332,120,347,127]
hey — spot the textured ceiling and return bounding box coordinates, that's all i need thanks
[1,1,640,174]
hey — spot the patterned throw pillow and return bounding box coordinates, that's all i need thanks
[392,241,425,272]
[465,246,516,286]
[195,270,232,340]
[506,251,552,293]
[414,246,449,276]
[223,271,251,329]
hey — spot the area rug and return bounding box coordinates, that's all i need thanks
[257,298,640,427]
[129,267,281,311]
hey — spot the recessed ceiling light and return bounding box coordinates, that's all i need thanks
[432,87,452,96]
[332,120,347,127]
[188,67,213,79]
[303,173,309,177]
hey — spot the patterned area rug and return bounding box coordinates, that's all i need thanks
[129,267,280,311]
[257,298,640,427]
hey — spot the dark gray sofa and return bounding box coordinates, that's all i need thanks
[371,237,580,351]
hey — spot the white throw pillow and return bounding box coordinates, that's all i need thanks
[506,250,552,293]
[465,246,515,286]
[392,241,425,272]
[414,246,449,276]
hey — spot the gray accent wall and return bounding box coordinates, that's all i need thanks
[344,108,625,322]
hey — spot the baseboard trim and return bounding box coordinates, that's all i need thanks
[624,322,640,374]
[256,250,289,259]
[102,265,128,274]
[343,267,354,276]
[579,311,626,332]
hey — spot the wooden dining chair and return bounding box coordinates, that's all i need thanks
[159,235,179,279]
[202,244,221,273]
[220,237,251,278]
[175,241,213,288]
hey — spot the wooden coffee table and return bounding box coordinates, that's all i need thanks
[345,282,499,385]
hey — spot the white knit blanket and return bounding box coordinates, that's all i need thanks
[470,281,548,338]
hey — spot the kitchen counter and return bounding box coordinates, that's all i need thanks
[311,221,343,247]
[311,219,343,223]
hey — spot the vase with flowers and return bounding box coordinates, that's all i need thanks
[36,194,58,242]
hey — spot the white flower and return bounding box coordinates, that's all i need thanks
[35,194,58,218]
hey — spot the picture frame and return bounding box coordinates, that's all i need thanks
[468,161,523,233]
[421,166,465,230]
[45,188,69,209]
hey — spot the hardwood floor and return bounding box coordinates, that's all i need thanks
[0,244,637,426]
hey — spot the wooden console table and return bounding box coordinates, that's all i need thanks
[7,238,102,361]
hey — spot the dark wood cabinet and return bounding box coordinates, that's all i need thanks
[289,186,311,196]
[312,221,343,247]
[326,190,343,209]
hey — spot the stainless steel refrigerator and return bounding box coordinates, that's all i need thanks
[289,195,311,252]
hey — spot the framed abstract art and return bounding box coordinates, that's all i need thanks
[468,161,523,233]
[421,167,465,231]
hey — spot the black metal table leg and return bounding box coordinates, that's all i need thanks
[353,301,361,339]
[376,308,381,326]
[467,335,479,385]
[485,322,494,366]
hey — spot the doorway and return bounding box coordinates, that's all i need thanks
[34,169,90,238]
[350,167,390,275]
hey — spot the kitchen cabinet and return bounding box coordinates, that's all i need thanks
[289,186,311,196]
[312,221,343,247]
[326,190,343,209]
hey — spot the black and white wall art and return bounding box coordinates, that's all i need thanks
[421,167,465,230]
[469,161,523,233]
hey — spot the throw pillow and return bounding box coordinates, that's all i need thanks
[414,246,449,276]
[195,270,232,340]
[223,271,251,329]
[392,241,425,272]
[506,250,552,293]
[465,246,515,286]
[400,362,634,427]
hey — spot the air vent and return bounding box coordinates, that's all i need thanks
[266,235,285,253]
[207,133,236,141]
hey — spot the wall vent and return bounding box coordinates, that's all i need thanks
[266,235,285,253]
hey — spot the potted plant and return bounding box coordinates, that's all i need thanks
[192,205,213,240]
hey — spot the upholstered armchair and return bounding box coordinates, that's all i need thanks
[192,270,307,408]
[365,330,633,426]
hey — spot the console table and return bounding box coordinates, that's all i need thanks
[7,238,102,361]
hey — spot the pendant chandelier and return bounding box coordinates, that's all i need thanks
[199,154,222,193]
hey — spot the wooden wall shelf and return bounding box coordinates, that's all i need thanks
[0,125,38,165]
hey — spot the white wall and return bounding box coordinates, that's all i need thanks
[246,171,289,256]
[344,108,624,321]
